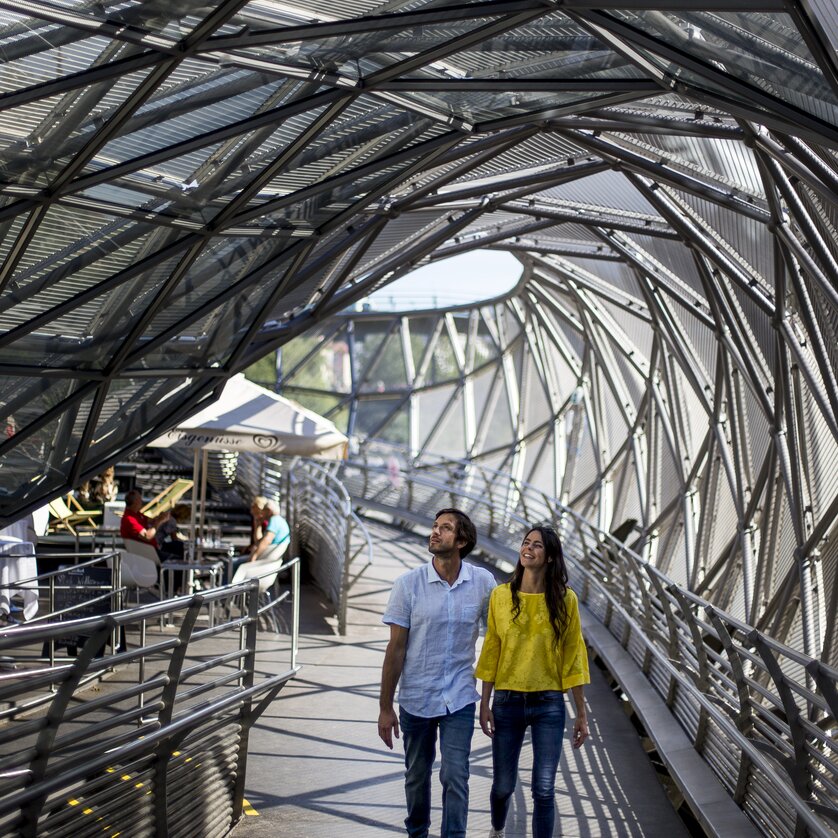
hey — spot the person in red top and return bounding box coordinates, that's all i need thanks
[121,489,171,552]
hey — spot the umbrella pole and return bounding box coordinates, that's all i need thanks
[189,449,200,560]
[197,448,209,562]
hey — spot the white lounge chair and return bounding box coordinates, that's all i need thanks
[230,556,286,632]
[111,541,159,604]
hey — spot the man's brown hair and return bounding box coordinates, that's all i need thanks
[434,508,477,558]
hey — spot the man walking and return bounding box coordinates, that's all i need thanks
[378,508,496,838]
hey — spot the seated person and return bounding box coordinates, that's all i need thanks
[228,499,289,582]
[120,489,178,562]
[249,495,270,547]
[92,466,118,504]
[156,503,190,561]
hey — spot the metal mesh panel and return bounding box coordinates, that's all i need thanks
[0,583,299,837]
[338,449,837,835]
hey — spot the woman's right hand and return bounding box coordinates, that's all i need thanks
[479,702,495,738]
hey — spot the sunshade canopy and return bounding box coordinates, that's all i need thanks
[149,375,347,460]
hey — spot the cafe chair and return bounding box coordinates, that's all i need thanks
[230,556,286,632]
[111,543,160,605]
[47,493,102,535]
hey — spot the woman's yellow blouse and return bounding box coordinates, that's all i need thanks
[475,583,590,692]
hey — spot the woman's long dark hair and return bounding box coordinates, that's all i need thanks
[510,526,569,646]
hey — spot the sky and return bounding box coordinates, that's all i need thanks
[365,250,522,310]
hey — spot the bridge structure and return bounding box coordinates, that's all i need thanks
[288,453,838,838]
[235,515,702,838]
[0,452,834,836]
[0,0,837,835]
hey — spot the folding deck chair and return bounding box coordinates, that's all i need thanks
[140,478,194,519]
[47,494,102,535]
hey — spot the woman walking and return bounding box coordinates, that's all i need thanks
[475,525,590,838]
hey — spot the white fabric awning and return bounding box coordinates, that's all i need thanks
[150,374,347,460]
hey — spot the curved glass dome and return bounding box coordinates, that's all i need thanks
[0,1,837,660]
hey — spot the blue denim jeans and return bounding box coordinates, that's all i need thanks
[490,690,566,838]
[399,703,475,838]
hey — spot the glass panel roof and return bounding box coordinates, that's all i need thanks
[625,10,838,118]
[0,1,836,664]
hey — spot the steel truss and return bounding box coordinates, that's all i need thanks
[0,2,837,659]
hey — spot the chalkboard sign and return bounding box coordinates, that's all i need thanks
[54,565,114,655]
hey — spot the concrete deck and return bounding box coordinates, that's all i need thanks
[234,520,690,837]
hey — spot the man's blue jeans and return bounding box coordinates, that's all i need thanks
[399,703,475,838]
[490,690,566,838]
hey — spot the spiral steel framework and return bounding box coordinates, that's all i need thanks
[0,2,836,658]
[320,449,838,836]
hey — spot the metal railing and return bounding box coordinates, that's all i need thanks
[286,458,373,635]
[341,444,838,838]
[0,563,301,837]
[7,552,123,622]
[1,552,126,710]
[234,452,374,635]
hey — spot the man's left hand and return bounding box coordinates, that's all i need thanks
[378,708,400,749]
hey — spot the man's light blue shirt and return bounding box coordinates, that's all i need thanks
[383,560,496,718]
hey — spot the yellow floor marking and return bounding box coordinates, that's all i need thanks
[241,798,259,817]
[64,753,201,824]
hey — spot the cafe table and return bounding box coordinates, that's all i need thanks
[0,536,38,621]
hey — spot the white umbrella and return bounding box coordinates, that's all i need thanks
[149,374,348,553]
[150,373,347,459]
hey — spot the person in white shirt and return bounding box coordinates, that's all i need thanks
[378,508,496,838]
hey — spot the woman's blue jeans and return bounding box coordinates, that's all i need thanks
[399,703,475,838]
[490,690,566,838]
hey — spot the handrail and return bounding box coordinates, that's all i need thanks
[223,452,373,635]
[234,453,374,635]
[10,551,123,622]
[340,444,838,838]
[0,571,301,837]
[1,551,126,691]
[287,458,374,634]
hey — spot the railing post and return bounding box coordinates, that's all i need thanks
[23,621,116,837]
[362,455,370,499]
[707,608,754,804]
[233,583,261,823]
[48,575,56,676]
[626,556,655,673]
[114,550,123,613]
[645,569,680,707]
[338,499,352,635]
[153,598,203,836]
[291,559,301,669]
[406,458,414,514]
[487,490,495,539]
[138,617,147,724]
[669,586,711,748]
[749,630,813,815]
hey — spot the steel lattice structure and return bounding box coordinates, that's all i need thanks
[0,2,837,656]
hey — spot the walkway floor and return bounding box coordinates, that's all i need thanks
[234,520,689,837]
